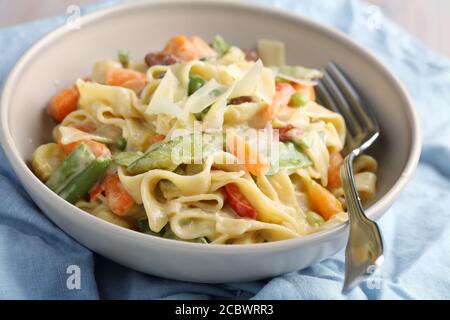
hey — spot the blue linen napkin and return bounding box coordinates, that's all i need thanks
[1,0,449,299]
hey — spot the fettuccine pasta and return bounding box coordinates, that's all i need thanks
[31,35,378,244]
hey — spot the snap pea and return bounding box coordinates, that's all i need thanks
[112,151,142,167]
[58,156,111,204]
[188,75,206,95]
[127,133,224,175]
[210,35,230,56]
[118,48,130,68]
[46,144,95,194]
[306,211,325,226]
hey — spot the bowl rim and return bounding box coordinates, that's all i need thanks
[0,0,421,254]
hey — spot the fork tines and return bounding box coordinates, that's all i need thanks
[316,62,379,149]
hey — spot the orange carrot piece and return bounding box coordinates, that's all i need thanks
[162,35,216,61]
[149,134,166,144]
[292,82,316,101]
[264,82,296,120]
[226,132,269,176]
[104,174,134,216]
[303,178,343,220]
[104,67,147,87]
[48,86,79,122]
[327,152,344,188]
[60,139,111,157]
[89,181,105,201]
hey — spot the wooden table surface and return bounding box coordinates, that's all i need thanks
[0,0,449,57]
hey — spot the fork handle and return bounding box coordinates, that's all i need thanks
[340,152,367,224]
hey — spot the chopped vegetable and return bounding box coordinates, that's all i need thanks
[264,82,296,120]
[302,177,343,220]
[278,124,303,142]
[127,136,183,174]
[31,143,66,182]
[60,139,111,157]
[162,35,217,61]
[48,86,79,122]
[89,181,105,201]
[290,91,308,107]
[46,143,96,193]
[228,96,253,105]
[224,183,257,219]
[104,67,147,87]
[118,48,130,68]
[127,133,223,174]
[112,151,143,167]
[115,137,127,151]
[306,211,325,226]
[144,52,179,67]
[267,141,311,175]
[211,35,230,56]
[226,132,269,176]
[58,156,111,204]
[328,152,344,188]
[104,174,135,216]
[149,134,166,144]
[292,82,316,102]
[188,74,206,95]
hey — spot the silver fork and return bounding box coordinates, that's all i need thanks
[316,62,384,292]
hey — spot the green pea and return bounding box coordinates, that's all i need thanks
[115,137,127,151]
[188,75,206,95]
[290,91,308,107]
[306,211,325,226]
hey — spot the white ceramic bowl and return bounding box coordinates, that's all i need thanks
[0,0,421,283]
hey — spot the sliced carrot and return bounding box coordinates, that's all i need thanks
[149,134,166,144]
[292,82,316,101]
[162,35,217,61]
[104,174,135,216]
[120,78,148,92]
[60,139,111,157]
[263,82,296,121]
[303,177,343,220]
[327,152,344,188]
[105,67,147,87]
[48,86,79,122]
[226,132,269,177]
[89,181,105,201]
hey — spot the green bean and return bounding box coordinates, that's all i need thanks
[58,156,111,204]
[46,144,95,194]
